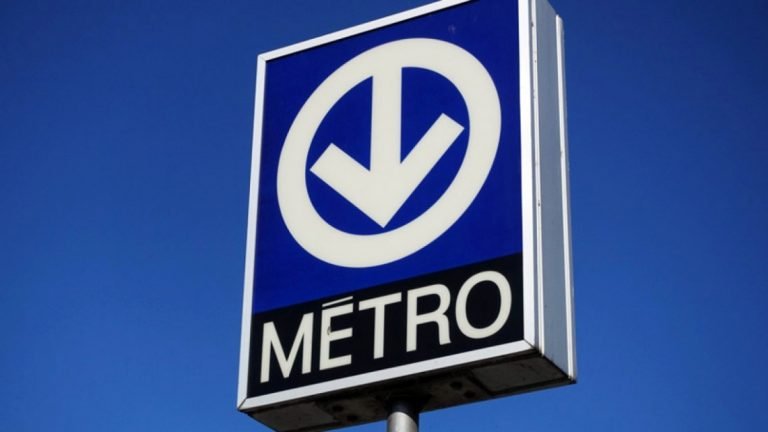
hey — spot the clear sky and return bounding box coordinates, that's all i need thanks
[2,0,767,431]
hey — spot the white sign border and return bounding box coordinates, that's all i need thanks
[238,0,541,410]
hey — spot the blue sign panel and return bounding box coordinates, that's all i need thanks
[245,0,525,406]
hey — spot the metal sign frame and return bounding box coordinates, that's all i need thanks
[238,0,575,429]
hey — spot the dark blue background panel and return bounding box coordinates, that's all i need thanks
[254,0,521,313]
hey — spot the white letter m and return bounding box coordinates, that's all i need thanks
[260,313,313,383]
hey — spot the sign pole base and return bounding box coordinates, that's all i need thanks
[387,396,425,432]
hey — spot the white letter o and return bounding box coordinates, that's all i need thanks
[455,271,511,339]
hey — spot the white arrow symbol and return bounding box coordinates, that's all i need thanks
[310,66,464,228]
[278,38,500,267]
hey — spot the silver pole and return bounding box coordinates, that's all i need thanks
[387,399,420,432]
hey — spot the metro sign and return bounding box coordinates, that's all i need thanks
[238,0,575,430]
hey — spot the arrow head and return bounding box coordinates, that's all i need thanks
[310,113,464,227]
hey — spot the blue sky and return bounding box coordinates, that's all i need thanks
[2,0,767,431]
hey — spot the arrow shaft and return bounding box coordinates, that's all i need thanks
[370,67,402,173]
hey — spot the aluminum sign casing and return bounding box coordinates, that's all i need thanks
[238,1,575,430]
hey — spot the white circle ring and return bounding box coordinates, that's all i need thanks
[277,38,501,268]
